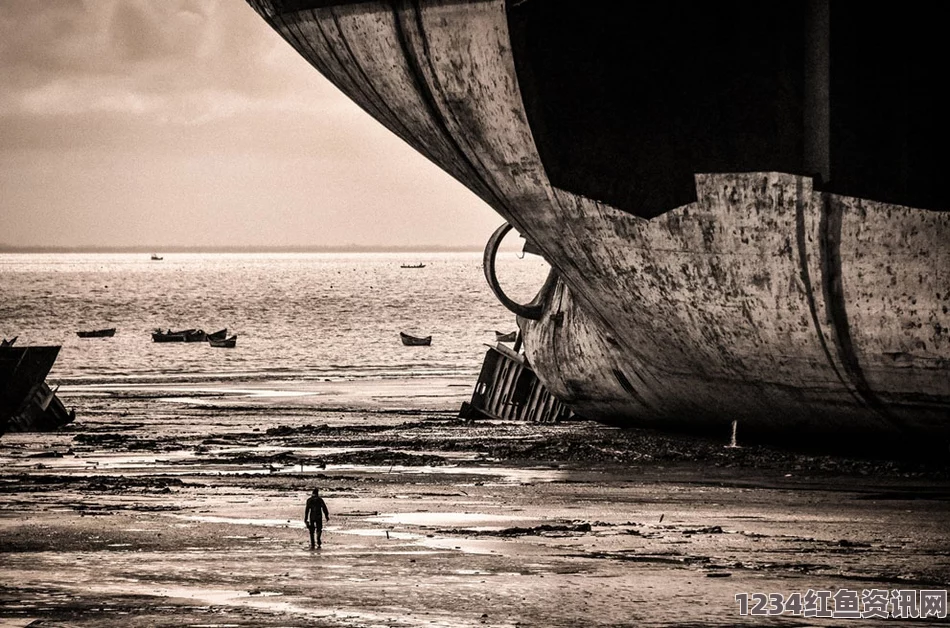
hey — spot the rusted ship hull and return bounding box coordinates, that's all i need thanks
[246,1,950,448]
[0,346,75,434]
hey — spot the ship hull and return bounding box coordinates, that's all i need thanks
[518,173,950,448]
[0,346,75,434]
[246,0,950,447]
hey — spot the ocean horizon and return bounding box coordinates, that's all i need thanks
[0,252,550,390]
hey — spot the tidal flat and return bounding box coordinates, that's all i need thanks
[1,380,948,627]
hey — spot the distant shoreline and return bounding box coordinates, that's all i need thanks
[0,244,492,254]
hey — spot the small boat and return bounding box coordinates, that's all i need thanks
[1,336,17,347]
[77,328,116,338]
[400,332,432,346]
[151,328,195,343]
[150,254,163,261]
[495,330,517,343]
[205,328,228,341]
[400,263,426,269]
[209,334,237,348]
[183,329,209,343]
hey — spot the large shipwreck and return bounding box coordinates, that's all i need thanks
[246,1,949,450]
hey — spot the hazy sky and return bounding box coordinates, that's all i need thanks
[0,0,502,249]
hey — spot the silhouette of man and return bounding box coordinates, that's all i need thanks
[304,488,330,549]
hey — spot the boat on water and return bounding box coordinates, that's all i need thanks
[495,331,517,343]
[76,328,116,338]
[400,332,432,347]
[150,254,163,261]
[208,334,237,348]
[206,329,228,342]
[1,337,16,348]
[247,1,950,451]
[151,328,195,343]
[0,345,75,435]
[152,328,226,343]
[400,263,426,269]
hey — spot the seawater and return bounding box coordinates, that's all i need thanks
[0,252,550,386]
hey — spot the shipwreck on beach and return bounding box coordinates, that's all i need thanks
[246,0,949,451]
[0,345,75,435]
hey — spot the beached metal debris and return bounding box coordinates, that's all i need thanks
[459,343,572,423]
[0,345,75,435]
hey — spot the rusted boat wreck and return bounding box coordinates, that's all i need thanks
[0,345,74,435]
[246,1,949,451]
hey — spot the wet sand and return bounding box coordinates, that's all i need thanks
[1,379,949,627]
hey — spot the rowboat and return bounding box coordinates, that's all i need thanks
[400,263,426,269]
[208,334,237,348]
[183,329,210,343]
[151,328,195,343]
[400,332,432,346]
[76,328,116,338]
[206,328,228,341]
[495,331,517,342]
[150,254,163,261]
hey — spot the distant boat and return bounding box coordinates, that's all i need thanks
[1,336,17,347]
[77,328,116,338]
[400,332,432,346]
[150,254,163,261]
[208,334,237,348]
[400,263,426,269]
[495,330,517,342]
[151,328,195,342]
[183,329,210,343]
[205,328,228,342]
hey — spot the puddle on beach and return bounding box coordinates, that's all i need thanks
[339,528,419,540]
[368,512,523,527]
[74,582,475,627]
[74,584,318,618]
[416,536,507,555]
[170,515,300,528]
[329,464,568,484]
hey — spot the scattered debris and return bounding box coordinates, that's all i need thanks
[459,345,572,423]
[1,345,75,435]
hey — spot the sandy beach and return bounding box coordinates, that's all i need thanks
[1,379,949,627]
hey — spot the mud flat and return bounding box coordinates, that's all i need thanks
[1,379,949,627]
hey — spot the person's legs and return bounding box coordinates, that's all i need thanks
[307,523,316,549]
[315,523,323,548]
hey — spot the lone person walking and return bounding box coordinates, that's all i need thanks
[305,488,330,549]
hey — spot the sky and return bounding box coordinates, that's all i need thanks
[0,0,503,250]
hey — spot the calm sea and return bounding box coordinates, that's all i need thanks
[0,252,549,387]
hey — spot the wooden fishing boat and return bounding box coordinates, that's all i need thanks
[183,329,209,343]
[208,334,237,348]
[150,254,163,261]
[400,263,426,269]
[400,332,432,346]
[206,328,228,342]
[495,330,517,342]
[151,328,195,343]
[76,328,116,338]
